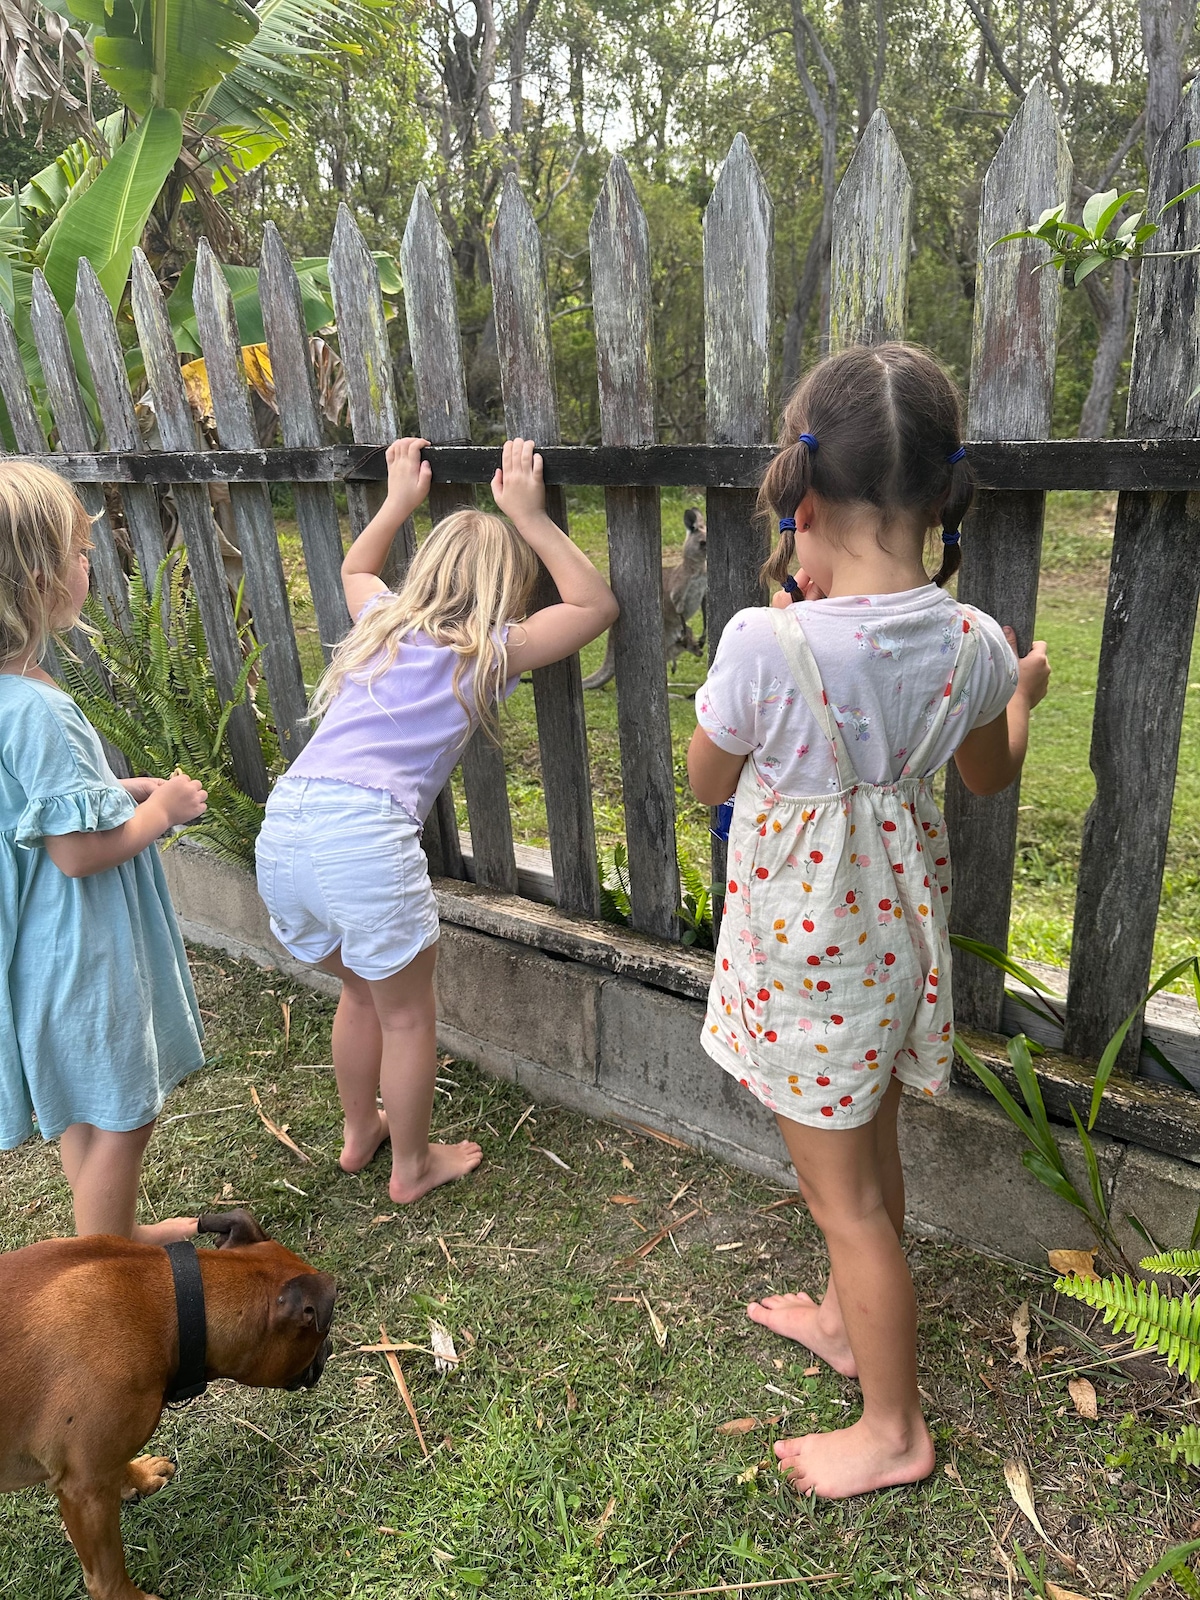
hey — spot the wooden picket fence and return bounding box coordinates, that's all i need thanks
[2,77,1199,1077]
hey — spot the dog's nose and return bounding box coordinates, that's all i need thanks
[286,1334,332,1391]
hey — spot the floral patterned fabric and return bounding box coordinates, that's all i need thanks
[702,605,982,1129]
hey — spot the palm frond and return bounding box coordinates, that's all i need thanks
[1055,1271,1200,1383]
[1160,1424,1200,1470]
[1142,1250,1200,1276]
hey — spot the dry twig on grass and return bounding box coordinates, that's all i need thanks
[615,1207,702,1268]
[249,1086,311,1163]
[376,1323,429,1458]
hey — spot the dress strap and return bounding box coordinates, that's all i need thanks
[769,607,857,785]
[903,608,982,776]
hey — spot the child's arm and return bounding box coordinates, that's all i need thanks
[953,630,1050,796]
[494,440,619,675]
[341,438,432,621]
[687,726,746,805]
[43,773,207,879]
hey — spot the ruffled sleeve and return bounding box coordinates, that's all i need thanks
[16,784,135,849]
[0,681,136,848]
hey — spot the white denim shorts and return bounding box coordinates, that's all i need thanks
[255,777,439,981]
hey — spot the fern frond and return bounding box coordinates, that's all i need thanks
[1055,1273,1200,1382]
[1142,1250,1200,1276]
[1160,1424,1200,1470]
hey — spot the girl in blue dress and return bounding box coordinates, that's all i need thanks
[0,463,209,1242]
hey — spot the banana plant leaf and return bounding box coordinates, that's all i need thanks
[66,0,260,116]
[167,257,336,355]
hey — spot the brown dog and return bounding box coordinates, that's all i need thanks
[0,1210,336,1600]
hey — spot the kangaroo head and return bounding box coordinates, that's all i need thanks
[682,507,707,562]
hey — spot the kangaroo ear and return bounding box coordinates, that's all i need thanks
[276,1272,337,1333]
[684,508,698,532]
[197,1209,269,1249]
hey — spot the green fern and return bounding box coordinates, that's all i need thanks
[60,553,274,870]
[598,843,632,927]
[1054,1272,1200,1382]
[1160,1425,1200,1470]
[1142,1250,1200,1275]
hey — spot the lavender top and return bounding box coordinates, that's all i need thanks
[284,613,517,824]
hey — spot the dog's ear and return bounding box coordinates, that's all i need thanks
[197,1209,269,1249]
[276,1272,337,1334]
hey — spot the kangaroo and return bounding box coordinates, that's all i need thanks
[583,508,708,689]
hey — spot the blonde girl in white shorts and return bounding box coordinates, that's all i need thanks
[257,439,617,1204]
[689,344,1050,1500]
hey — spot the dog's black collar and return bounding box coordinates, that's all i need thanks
[163,1240,208,1404]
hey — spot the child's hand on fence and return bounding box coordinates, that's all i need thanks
[492,438,547,525]
[383,437,432,520]
[1005,627,1051,708]
[151,772,208,828]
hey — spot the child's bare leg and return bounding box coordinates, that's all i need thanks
[769,1078,933,1498]
[319,947,390,1173]
[750,1079,905,1376]
[60,1121,197,1244]
[366,943,482,1203]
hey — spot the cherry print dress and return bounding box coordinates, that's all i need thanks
[702,605,980,1129]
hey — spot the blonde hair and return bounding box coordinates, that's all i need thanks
[310,507,540,742]
[0,461,93,666]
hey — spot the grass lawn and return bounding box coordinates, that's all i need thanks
[276,489,1200,983]
[1,959,1197,1598]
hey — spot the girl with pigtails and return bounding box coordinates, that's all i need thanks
[689,343,1050,1498]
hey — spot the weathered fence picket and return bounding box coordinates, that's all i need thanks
[193,239,310,759]
[491,173,599,918]
[0,313,46,455]
[1065,79,1200,1069]
[829,109,912,350]
[259,221,349,659]
[400,183,500,889]
[130,249,269,803]
[944,78,1072,1033]
[74,260,167,584]
[28,272,129,629]
[591,156,679,940]
[703,133,773,878]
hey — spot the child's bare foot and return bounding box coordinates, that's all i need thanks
[132,1217,198,1246]
[340,1108,390,1174]
[747,1291,858,1377]
[774,1414,934,1499]
[389,1140,483,1203]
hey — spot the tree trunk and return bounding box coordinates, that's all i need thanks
[1140,0,1195,160]
[1078,258,1133,437]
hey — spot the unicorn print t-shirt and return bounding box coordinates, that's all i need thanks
[696,585,1018,791]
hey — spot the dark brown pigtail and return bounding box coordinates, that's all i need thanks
[757,434,815,588]
[931,452,974,587]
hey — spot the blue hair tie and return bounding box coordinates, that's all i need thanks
[779,516,796,534]
[946,445,966,465]
[942,528,961,545]
[782,574,802,598]
[798,432,819,452]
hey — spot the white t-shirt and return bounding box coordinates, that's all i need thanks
[696,586,1018,793]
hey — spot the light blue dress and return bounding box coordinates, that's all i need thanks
[0,676,204,1148]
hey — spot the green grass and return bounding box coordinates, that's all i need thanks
[0,956,1196,1596]
[274,489,1200,979]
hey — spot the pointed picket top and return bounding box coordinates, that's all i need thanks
[75,257,165,582]
[130,247,197,451]
[490,171,560,441]
[1127,74,1200,435]
[192,236,257,448]
[0,311,47,453]
[29,269,95,452]
[590,155,655,447]
[829,108,912,351]
[704,132,774,445]
[969,76,1072,439]
[401,183,470,442]
[259,221,325,450]
[328,202,399,442]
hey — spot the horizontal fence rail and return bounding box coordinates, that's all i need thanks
[14,439,1200,490]
[2,77,1197,1086]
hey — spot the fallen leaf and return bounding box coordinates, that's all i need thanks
[736,1461,763,1483]
[507,1104,535,1142]
[249,1087,311,1163]
[642,1292,668,1349]
[533,1146,573,1172]
[280,999,291,1051]
[1067,1375,1098,1419]
[607,1195,641,1205]
[714,1242,744,1253]
[716,1418,759,1435]
[620,1154,636,1172]
[621,1118,690,1149]
[803,1365,820,1377]
[429,1319,459,1374]
[1003,1458,1049,1543]
[565,1384,577,1413]
[1012,1301,1032,1371]
[1046,1585,1090,1600]
[1048,1248,1100,1281]
[593,1496,617,1545]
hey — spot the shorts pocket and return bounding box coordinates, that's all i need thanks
[310,827,409,933]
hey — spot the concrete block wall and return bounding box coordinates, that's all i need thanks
[163,840,1200,1267]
